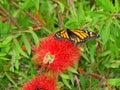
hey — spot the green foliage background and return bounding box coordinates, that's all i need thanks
[0,0,120,90]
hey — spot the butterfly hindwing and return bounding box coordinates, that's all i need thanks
[54,29,99,45]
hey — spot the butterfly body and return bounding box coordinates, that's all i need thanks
[54,29,99,46]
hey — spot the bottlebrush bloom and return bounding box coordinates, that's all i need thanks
[22,45,27,51]
[33,34,80,74]
[22,74,59,90]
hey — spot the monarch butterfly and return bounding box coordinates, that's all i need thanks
[54,29,99,46]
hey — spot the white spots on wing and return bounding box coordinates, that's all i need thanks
[89,31,93,34]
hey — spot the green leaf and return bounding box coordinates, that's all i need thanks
[21,1,33,10]
[0,53,7,57]
[42,27,52,34]
[99,0,115,12]
[0,57,10,61]
[35,0,40,10]
[68,67,78,74]
[13,39,29,58]
[115,0,120,13]
[108,78,120,86]
[79,74,86,90]
[81,53,89,62]
[68,72,74,86]
[109,60,120,68]
[57,1,64,13]
[1,36,13,46]
[62,78,71,89]
[74,61,79,70]
[60,73,69,79]
[65,19,78,28]
[15,59,19,70]
[101,19,112,45]
[77,2,85,23]
[27,29,39,45]
[105,87,109,90]
[69,6,77,18]
[21,34,31,55]
[98,50,110,57]
[14,71,28,79]
[5,72,17,87]
[58,81,64,88]
[89,45,97,60]
[0,60,3,71]
[14,33,21,39]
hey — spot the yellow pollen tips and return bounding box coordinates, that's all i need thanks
[43,52,55,64]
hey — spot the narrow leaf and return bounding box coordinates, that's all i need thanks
[57,1,64,13]
[68,67,78,74]
[2,35,13,46]
[101,19,112,45]
[99,0,115,12]
[5,72,17,87]
[35,0,40,10]
[22,34,31,55]
[62,78,71,89]
[68,72,74,86]
[28,29,39,45]
[115,0,120,12]
[0,53,7,57]
[15,59,19,70]
[81,53,89,62]
[60,73,69,79]
[108,78,120,86]
[0,57,10,61]
[89,45,96,60]
[13,39,29,58]
[79,74,86,90]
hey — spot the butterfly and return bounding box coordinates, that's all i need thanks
[54,29,99,46]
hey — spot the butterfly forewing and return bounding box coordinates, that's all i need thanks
[71,30,89,39]
[54,29,99,46]
[55,30,68,39]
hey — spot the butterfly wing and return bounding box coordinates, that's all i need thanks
[54,29,99,45]
[70,29,99,45]
[54,29,70,40]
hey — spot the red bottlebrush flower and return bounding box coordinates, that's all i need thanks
[22,45,26,50]
[33,34,80,74]
[22,74,59,90]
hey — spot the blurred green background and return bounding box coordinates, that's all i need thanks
[0,0,120,90]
